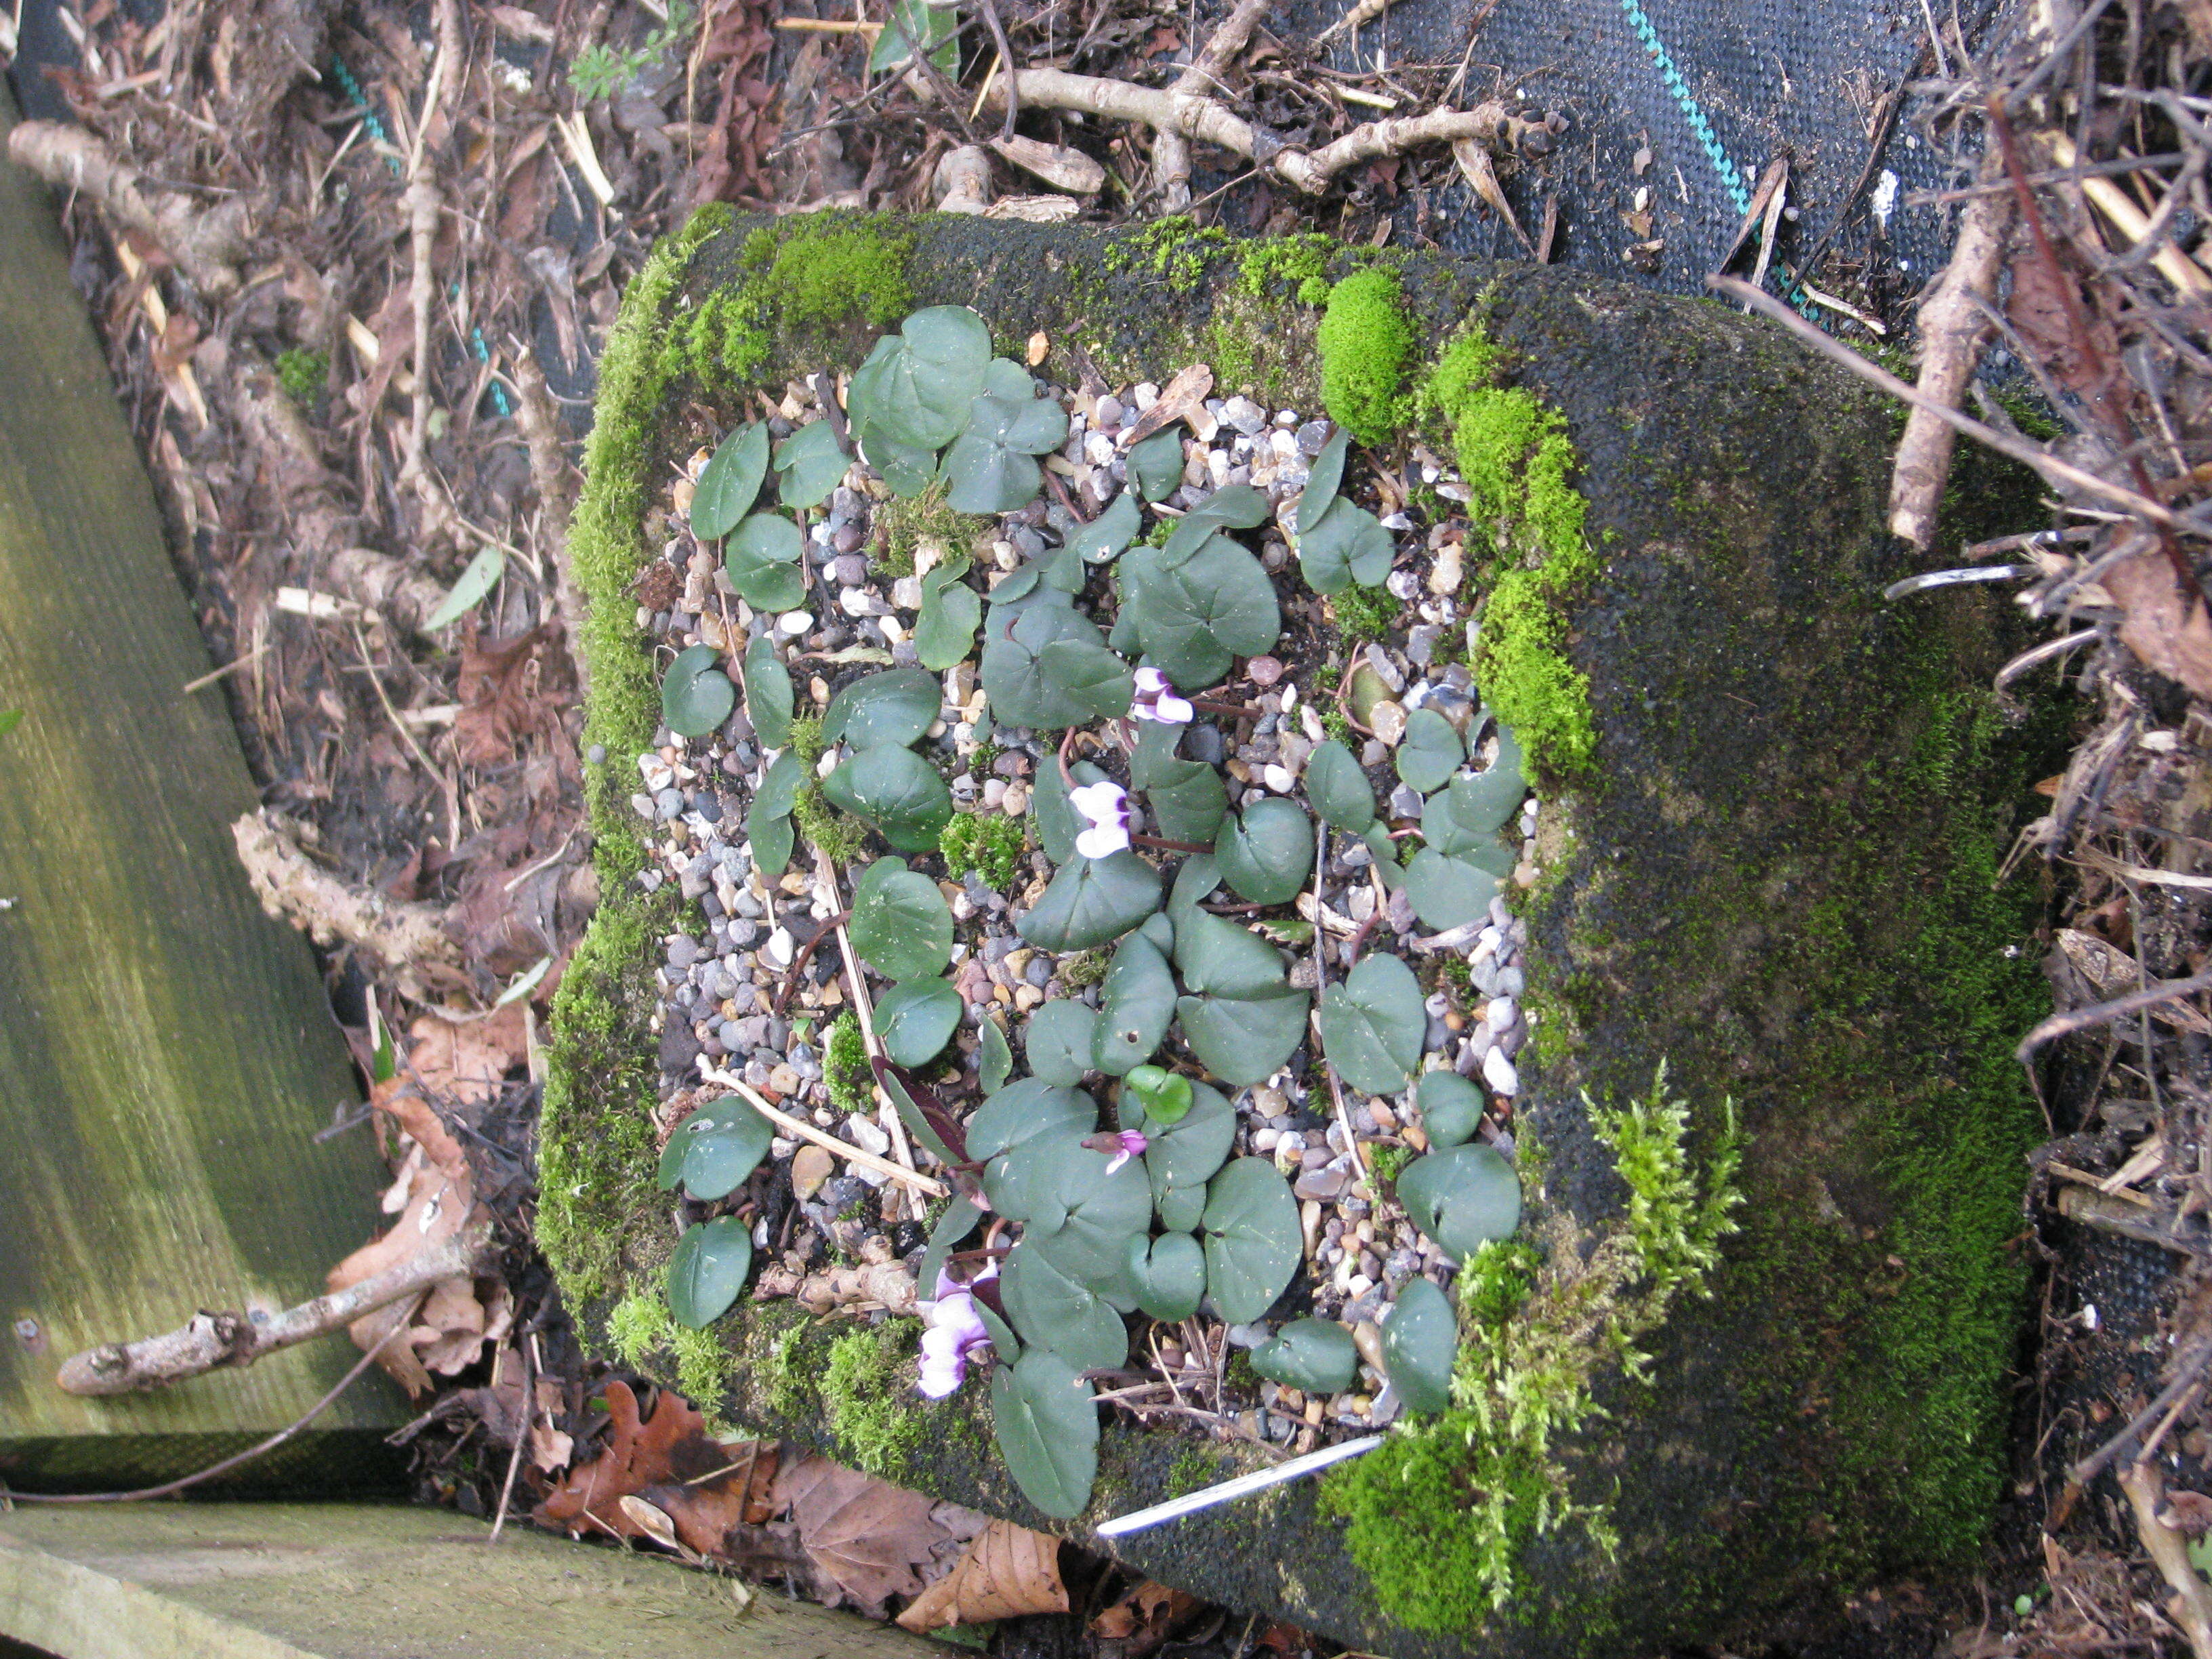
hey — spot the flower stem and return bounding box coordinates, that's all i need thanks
[1131,833,1212,854]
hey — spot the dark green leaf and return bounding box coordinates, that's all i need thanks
[1129,1079,1234,1191]
[979,1015,1014,1095]
[1176,984,1309,1086]
[1033,760,1105,866]
[876,977,962,1065]
[691,424,769,541]
[1024,999,1099,1085]
[1155,1182,1206,1233]
[1296,429,1349,536]
[775,418,848,509]
[1250,1318,1358,1394]
[1069,490,1141,564]
[1091,933,1175,1076]
[1364,821,1404,891]
[973,1294,1021,1361]
[1128,719,1185,792]
[824,667,941,751]
[1002,1239,1129,1372]
[1395,1143,1521,1263]
[742,636,793,750]
[1036,638,1134,722]
[1296,497,1393,596]
[823,748,953,854]
[1416,1070,1485,1149]
[1303,739,1375,832]
[983,357,1038,401]
[1168,853,1221,921]
[966,1078,1097,1161]
[751,811,794,879]
[916,556,981,672]
[972,388,1069,454]
[943,432,1045,515]
[1137,537,1280,685]
[869,0,958,72]
[1016,851,1162,951]
[1143,758,1228,844]
[847,857,955,981]
[1128,430,1184,501]
[1126,1232,1206,1322]
[656,1097,773,1200]
[723,533,809,611]
[1403,846,1508,930]
[1214,798,1315,906]
[1202,1159,1301,1324]
[1173,908,1285,998]
[1161,483,1271,562]
[991,1349,1099,1520]
[855,416,940,497]
[662,643,734,737]
[1394,708,1464,794]
[853,309,990,451]
[667,1215,753,1329]
[1138,911,1175,954]
[1027,1141,1154,1282]
[1380,1277,1456,1414]
[754,750,804,821]
[1318,954,1427,1094]
[1447,720,1527,836]
[982,602,1116,731]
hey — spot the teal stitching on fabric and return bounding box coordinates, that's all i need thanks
[1613,0,1753,218]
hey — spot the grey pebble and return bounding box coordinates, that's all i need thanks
[1494,965,1525,998]
[1185,724,1225,764]
[586,743,608,764]
[655,787,685,820]
[1025,957,1053,989]
[1388,785,1423,819]
[668,937,702,970]
[832,553,869,587]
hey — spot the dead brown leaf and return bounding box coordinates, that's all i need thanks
[535,1380,731,1535]
[2101,545,2212,702]
[407,1005,526,1105]
[899,1518,1070,1632]
[779,1452,958,1618]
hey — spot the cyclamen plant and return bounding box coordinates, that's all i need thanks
[654,302,1533,1520]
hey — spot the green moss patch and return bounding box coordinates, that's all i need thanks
[1317,268,1415,447]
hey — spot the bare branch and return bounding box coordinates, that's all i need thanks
[5,120,251,297]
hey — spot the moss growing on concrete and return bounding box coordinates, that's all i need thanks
[1318,268,1415,446]
[821,1324,927,1481]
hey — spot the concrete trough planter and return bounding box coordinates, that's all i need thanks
[541,208,2053,1655]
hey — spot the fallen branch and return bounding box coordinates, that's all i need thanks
[232,808,468,996]
[1889,152,2015,548]
[2118,1461,2212,1659]
[983,68,1560,198]
[1153,0,1272,211]
[55,1223,490,1395]
[2015,962,2212,1060]
[5,120,252,297]
[699,1063,949,1198]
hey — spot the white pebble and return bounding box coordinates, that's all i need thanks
[1133,382,1160,411]
[776,611,812,636]
[1483,1046,1519,1096]
[1486,996,1516,1031]
[1263,764,1296,794]
[765,928,796,966]
[892,577,924,610]
[846,1114,890,1155]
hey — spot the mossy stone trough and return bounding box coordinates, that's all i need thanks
[541,209,2053,1656]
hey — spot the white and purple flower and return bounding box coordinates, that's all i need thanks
[1069,779,1134,859]
[917,1265,996,1399]
[1129,666,1195,725]
[1103,1129,1149,1174]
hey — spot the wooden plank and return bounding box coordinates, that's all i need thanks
[0,1504,938,1659]
[0,81,408,1487]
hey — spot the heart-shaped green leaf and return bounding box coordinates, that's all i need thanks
[742,636,793,750]
[751,811,794,879]
[1024,998,1099,1086]
[1160,484,1271,563]
[979,1015,1014,1096]
[724,529,809,611]
[425,545,506,630]
[1176,985,1309,1087]
[1380,1276,1457,1414]
[943,433,1046,515]
[852,308,990,450]
[1017,851,1162,951]
[1002,1239,1130,1372]
[847,857,954,981]
[1128,430,1185,501]
[1141,755,1228,845]
[692,423,769,541]
[869,0,958,72]
[1402,846,1509,930]
[876,977,962,1065]
[1296,497,1394,596]
[1127,537,1280,689]
[1091,931,1176,1076]
[775,418,848,509]
[1032,759,1104,866]
[1020,1137,1154,1281]
[656,1097,774,1200]
[1318,953,1427,1095]
[1303,739,1374,832]
[1395,708,1465,794]
[663,644,735,738]
[1416,1070,1486,1149]
[1446,720,1527,836]
[1125,1231,1207,1322]
[822,748,954,855]
[1214,798,1315,905]
[1296,429,1349,535]
[967,1078,1097,1162]
[1069,489,1142,563]
[824,667,940,751]
[1120,1063,1192,1126]
[1037,638,1134,722]
[666,1214,753,1329]
[1202,1158,1302,1324]
[1173,907,1286,998]
[1129,1078,1234,1193]
[916,557,981,671]
[855,416,940,498]
[1250,1318,1358,1395]
[754,750,804,821]
[991,1349,1099,1520]
[1395,1143,1521,1263]
[982,601,1116,731]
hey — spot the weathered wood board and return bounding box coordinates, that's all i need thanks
[0,1502,938,1658]
[0,82,407,1489]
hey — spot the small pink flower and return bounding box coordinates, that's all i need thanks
[1069,780,1133,859]
[917,1265,996,1399]
[1103,1129,1149,1175]
[1130,666,1195,726]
